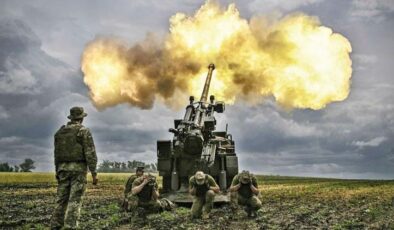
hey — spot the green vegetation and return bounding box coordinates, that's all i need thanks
[0,172,137,184]
[98,160,157,173]
[0,158,35,172]
[0,173,393,229]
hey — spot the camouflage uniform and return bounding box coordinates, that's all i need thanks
[50,107,97,230]
[230,173,262,215]
[189,174,218,218]
[123,174,140,211]
[131,176,168,213]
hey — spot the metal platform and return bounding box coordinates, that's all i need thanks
[161,191,230,204]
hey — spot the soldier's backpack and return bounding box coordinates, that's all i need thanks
[54,124,86,164]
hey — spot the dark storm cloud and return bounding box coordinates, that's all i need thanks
[224,80,394,178]
[87,101,181,164]
[0,18,174,171]
[0,0,203,67]
[0,0,393,178]
[0,18,83,170]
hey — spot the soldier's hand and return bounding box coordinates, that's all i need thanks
[142,177,149,185]
[92,175,98,185]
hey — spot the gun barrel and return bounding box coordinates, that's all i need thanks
[200,63,215,102]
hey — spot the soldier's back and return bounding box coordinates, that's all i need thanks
[124,174,138,195]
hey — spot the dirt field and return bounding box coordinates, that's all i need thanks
[0,172,393,229]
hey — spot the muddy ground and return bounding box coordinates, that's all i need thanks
[0,173,393,229]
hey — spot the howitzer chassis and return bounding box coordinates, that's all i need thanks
[157,64,239,203]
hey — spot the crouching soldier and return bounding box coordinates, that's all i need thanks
[230,170,262,218]
[189,171,220,219]
[131,174,175,214]
[123,166,144,211]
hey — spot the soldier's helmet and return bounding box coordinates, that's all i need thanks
[194,171,206,185]
[67,107,87,120]
[240,170,251,184]
[136,166,144,173]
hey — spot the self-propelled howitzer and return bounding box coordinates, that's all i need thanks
[157,64,239,203]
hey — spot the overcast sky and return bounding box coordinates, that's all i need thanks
[0,0,393,179]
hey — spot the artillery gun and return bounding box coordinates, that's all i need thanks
[157,64,239,203]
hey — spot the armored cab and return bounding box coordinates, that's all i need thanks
[157,64,239,203]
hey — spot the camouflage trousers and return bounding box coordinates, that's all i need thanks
[125,195,174,213]
[123,193,139,211]
[231,192,262,211]
[139,200,165,213]
[191,190,215,218]
[50,171,87,230]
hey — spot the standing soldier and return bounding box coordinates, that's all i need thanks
[229,170,262,218]
[50,107,98,230]
[189,171,220,219]
[123,166,144,211]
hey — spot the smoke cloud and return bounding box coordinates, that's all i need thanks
[81,1,352,110]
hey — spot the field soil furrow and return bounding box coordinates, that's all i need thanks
[0,173,393,229]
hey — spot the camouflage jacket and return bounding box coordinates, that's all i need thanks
[132,176,159,202]
[189,174,218,197]
[124,174,140,197]
[231,173,259,198]
[55,121,97,175]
